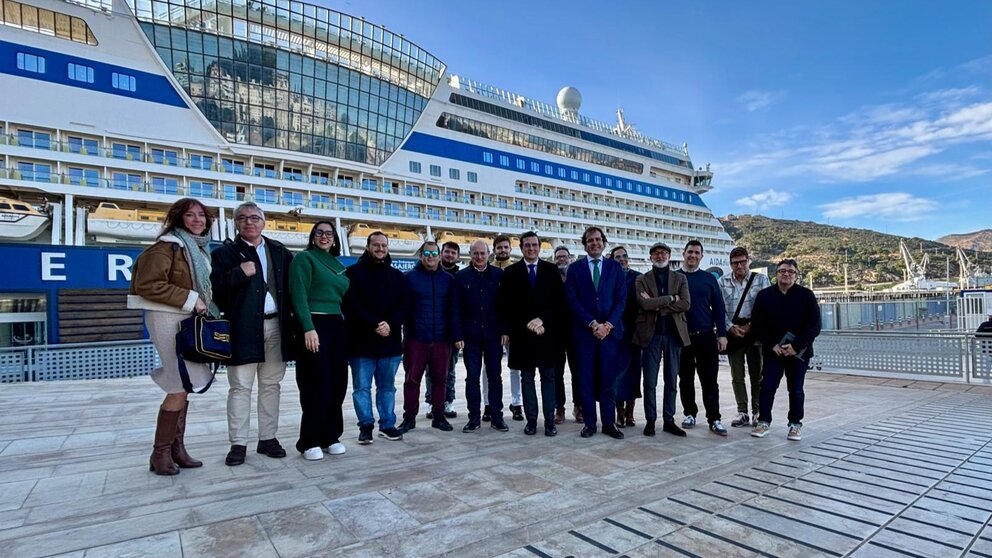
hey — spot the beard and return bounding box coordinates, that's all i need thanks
[652,260,669,269]
[495,253,509,261]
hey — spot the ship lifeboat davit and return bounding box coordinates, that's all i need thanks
[0,197,49,240]
[87,202,164,241]
[349,223,423,256]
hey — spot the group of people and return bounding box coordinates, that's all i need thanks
[130,198,821,475]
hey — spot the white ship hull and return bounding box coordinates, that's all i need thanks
[0,213,49,241]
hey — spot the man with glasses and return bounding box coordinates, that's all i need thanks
[343,231,407,444]
[399,242,455,433]
[500,232,566,436]
[552,246,574,424]
[633,242,691,437]
[750,259,821,441]
[450,240,509,433]
[677,240,729,437]
[210,202,295,466]
[720,247,771,428]
[566,227,627,439]
[425,241,461,421]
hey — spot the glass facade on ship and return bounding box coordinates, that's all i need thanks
[130,0,444,165]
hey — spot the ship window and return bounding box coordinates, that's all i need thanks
[483,152,493,164]
[282,191,304,205]
[253,163,276,178]
[188,153,213,170]
[310,194,330,208]
[544,164,552,175]
[111,72,136,92]
[16,162,51,182]
[361,178,378,191]
[150,176,179,194]
[111,143,141,161]
[188,180,214,198]
[66,136,98,155]
[516,159,525,170]
[0,293,48,348]
[150,148,179,166]
[254,188,276,204]
[594,176,601,185]
[467,172,477,183]
[284,168,303,181]
[409,161,421,174]
[221,159,245,174]
[498,155,509,167]
[429,164,441,177]
[66,63,94,83]
[310,171,330,185]
[605,177,613,187]
[67,167,99,185]
[530,162,540,173]
[111,172,142,191]
[557,168,566,178]
[449,168,460,180]
[15,52,46,74]
[16,130,51,150]
[570,170,578,180]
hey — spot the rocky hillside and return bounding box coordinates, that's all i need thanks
[718,215,992,288]
[937,229,992,252]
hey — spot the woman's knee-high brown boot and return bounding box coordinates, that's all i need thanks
[172,401,202,468]
[150,408,181,475]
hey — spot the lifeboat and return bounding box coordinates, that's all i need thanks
[87,202,164,241]
[435,231,474,255]
[0,197,49,240]
[264,220,312,248]
[349,223,423,256]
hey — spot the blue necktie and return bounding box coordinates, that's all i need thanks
[528,263,536,288]
[592,259,601,290]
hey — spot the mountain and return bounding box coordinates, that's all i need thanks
[718,215,992,288]
[937,229,992,252]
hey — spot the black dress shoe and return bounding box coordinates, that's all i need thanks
[482,405,491,422]
[544,423,557,437]
[256,439,287,458]
[643,422,656,437]
[397,418,416,434]
[523,422,537,435]
[225,444,247,466]
[462,420,481,433]
[580,425,596,438]
[490,417,509,432]
[432,417,454,432]
[603,424,625,439]
[510,405,524,421]
[663,421,688,437]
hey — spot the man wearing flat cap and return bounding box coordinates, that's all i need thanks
[632,242,691,437]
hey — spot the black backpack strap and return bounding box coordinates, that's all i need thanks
[732,272,758,322]
[175,344,217,394]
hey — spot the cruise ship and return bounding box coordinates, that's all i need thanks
[0,0,733,344]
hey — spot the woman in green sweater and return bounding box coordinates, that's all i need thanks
[289,220,350,460]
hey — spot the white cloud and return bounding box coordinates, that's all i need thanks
[819,193,938,221]
[736,90,785,112]
[736,189,794,210]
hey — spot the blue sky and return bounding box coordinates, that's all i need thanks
[343,0,991,240]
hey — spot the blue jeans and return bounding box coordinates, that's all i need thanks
[350,356,402,429]
[641,331,682,423]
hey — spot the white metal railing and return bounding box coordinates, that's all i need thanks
[811,330,992,384]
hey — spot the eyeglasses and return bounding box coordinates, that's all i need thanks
[313,229,335,237]
[777,269,797,275]
[235,215,263,223]
[730,260,749,267]
[614,254,629,260]
[422,250,440,257]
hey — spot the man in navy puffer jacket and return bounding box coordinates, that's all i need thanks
[399,241,454,433]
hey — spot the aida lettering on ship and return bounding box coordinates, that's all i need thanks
[0,0,732,343]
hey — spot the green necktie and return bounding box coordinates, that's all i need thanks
[592,259,601,290]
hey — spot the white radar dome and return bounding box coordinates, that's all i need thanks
[556,86,582,113]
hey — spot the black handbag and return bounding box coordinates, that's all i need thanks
[721,272,757,355]
[175,313,231,393]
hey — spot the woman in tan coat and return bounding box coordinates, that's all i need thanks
[128,198,217,475]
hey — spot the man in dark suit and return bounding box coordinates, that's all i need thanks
[633,242,691,437]
[499,231,566,436]
[565,226,627,439]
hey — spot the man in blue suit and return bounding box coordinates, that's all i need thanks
[565,226,627,439]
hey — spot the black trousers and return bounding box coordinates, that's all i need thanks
[296,314,348,453]
[678,330,722,423]
[520,365,556,425]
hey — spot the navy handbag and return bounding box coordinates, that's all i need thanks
[175,313,231,393]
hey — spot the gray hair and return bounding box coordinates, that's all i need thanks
[234,201,265,220]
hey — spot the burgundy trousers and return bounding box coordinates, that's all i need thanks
[402,339,451,421]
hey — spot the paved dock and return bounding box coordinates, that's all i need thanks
[1,367,990,558]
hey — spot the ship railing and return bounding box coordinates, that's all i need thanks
[809,330,992,384]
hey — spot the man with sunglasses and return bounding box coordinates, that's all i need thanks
[719,247,771,428]
[750,259,821,441]
[399,242,455,433]
[425,241,461,421]
[210,202,296,466]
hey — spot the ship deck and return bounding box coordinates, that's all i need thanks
[1,365,991,558]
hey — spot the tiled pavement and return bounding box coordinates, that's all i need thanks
[0,366,990,558]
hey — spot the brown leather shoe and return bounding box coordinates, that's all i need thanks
[150,408,180,475]
[616,401,626,427]
[573,405,583,423]
[554,407,565,425]
[625,400,637,428]
[171,401,202,468]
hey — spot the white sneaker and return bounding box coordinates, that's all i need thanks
[302,447,324,461]
[787,423,802,441]
[681,415,696,429]
[327,442,346,455]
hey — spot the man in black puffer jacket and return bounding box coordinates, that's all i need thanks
[343,231,408,445]
[399,241,454,433]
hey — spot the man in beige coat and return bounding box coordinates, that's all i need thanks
[632,242,691,437]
